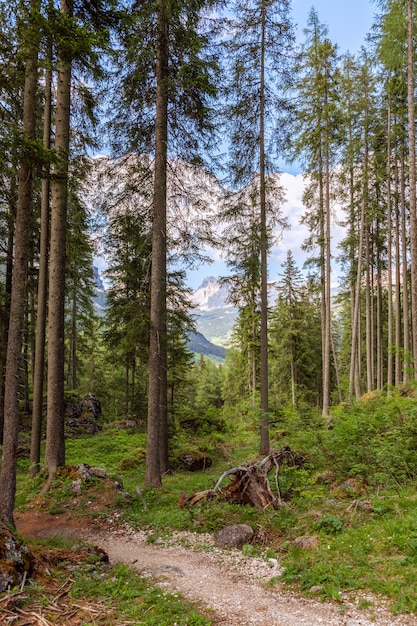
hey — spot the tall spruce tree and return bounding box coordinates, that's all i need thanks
[0,0,25,447]
[45,0,74,475]
[110,0,221,487]
[223,0,294,453]
[406,0,417,377]
[30,16,52,476]
[286,8,340,418]
[269,251,322,408]
[44,0,116,477]
[0,0,41,526]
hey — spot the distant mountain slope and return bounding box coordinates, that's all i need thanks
[191,277,238,347]
[187,331,227,361]
[91,268,236,354]
[92,266,107,315]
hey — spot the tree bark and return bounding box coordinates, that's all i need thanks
[0,175,15,447]
[145,0,169,488]
[400,153,410,381]
[259,1,269,454]
[386,99,393,390]
[407,0,417,378]
[394,150,402,385]
[0,0,40,526]
[45,0,73,476]
[30,28,52,476]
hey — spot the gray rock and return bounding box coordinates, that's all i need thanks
[293,535,319,550]
[90,466,107,478]
[214,524,254,549]
[76,463,93,482]
[0,528,33,592]
[69,479,82,496]
[153,565,185,577]
[65,393,102,436]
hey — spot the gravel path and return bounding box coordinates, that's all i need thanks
[82,524,417,626]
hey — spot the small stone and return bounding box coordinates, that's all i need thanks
[293,535,320,550]
[90,467,107,478]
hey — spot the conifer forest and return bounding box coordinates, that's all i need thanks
[2,0,417,529]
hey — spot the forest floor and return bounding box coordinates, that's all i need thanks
[14,507,417,626]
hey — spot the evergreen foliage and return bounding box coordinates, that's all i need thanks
[4,0,417,539]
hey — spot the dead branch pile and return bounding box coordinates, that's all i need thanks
[179,447,305,509]
[0,578,129,625]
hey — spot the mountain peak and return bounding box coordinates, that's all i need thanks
[197,275,218,290]
[192,276,232,311]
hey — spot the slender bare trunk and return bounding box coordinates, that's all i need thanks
[259,2,269,453]
[0,179,15,446]
[145,0,169,487]
[387,99,393,390]
[394,152,402,384]
[322,132,331,418]
[365,228,373,392]
[45,0,72,476]
[407,0,417,377]
[401,155,410,381]
[349,191,366,397]
[30,32,52,476]
[0,0,39,525]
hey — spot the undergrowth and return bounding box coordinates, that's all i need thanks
[11,384,417,617]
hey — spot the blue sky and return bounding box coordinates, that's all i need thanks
[292,0,376,55]
[185,0,376,291]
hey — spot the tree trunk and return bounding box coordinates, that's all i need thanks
[259,2,269,454]
[349,185,366,397]
[376,242,383,389]
[159,338,169,475]
[30,31,52,476]
[386,99,393,390]
[394,150,402,385]
[322,128,331,418]
[70,289,77,390]
[145,0,169,488]
[365,227,373,392]
[407,0,417,378]
[0,0,39,526]
[45,0,73,476]
[0,176,15,447]
[400,154,410,381]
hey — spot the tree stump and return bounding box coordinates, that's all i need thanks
[179,447,305,509]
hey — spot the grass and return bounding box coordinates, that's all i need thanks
[2,537,211,625]
[11,406,417,619]
[70,561,211,625]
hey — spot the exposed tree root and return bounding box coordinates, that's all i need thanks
[179,447,305,509]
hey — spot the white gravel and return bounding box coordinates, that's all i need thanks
[83,524,417,626]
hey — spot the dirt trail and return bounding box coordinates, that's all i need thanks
[85,527,417,626]
[16,511,417,626]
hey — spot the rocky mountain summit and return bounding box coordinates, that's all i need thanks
[191,276,232,311]
[191,276,238,348]
[92,269,236,358]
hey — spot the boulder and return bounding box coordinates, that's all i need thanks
[65,393,102,436]
[178,452,212,472]
[0,525,33,592]
[214,524,254,549]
